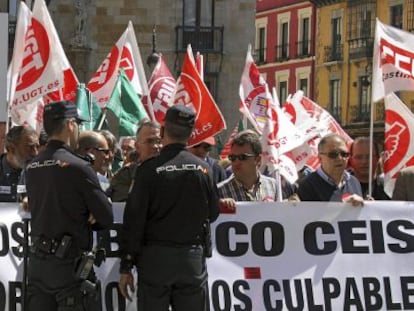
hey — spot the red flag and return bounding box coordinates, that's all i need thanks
[173,45,226,146]
[383,92,414,196]
[44,67,78,103]
[219,120,244,160]
[87,21,148,106]
[142,55,176,124]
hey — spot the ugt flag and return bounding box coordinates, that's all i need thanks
[372,19,414,102]
[173,45,226,146]
[239,45,267,133]
[142,54,176,124]
[8,0,68,126]
[87,21,148,107]
[383,92,414,197]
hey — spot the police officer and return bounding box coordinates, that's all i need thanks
[26,101,113,311]
[119,105,220,310]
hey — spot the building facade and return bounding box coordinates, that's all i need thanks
[314,0,414,139]
[255,0,317,103]
[3,0,256,147]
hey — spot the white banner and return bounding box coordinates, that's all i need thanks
[1,201,414,310]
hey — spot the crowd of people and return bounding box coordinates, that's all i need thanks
[2,100,412,310]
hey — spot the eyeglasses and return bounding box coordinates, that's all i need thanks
[320,151,350,159]
[94,147,111,155]
[228,153,257,162]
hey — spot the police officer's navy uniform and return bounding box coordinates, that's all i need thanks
[120,106,220,310]
[0,153,24,202]
[26,102,113,311]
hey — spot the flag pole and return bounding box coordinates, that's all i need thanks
[96,108,107,130]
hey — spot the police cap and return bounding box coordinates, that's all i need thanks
[164,105,196,128]
[43,101,87,122]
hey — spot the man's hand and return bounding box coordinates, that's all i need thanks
[343,194,364,207]
[119,272,135,301]
[20,196,30,212]
[88,213,96,225]
[219,198,236,213]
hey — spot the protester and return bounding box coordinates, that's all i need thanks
[188,136,227,184]
[348,136,389,200]
[110,120,161,202]
[76,130,112,194]
[0,125,39,202]
[25,101,113,311]
[99,129,121,177]
[297,133,363,205]
[120,136,136,162]
[119,105,219,310]
[392,166,414,200]
[218,129,286,211]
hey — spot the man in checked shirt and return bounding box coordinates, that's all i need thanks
[218,129,289,211]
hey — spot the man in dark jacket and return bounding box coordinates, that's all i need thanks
[119,105,220,310]
[26,101,113,311]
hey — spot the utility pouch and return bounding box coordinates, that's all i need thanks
[203,219,212,258]
[55,235,73,259]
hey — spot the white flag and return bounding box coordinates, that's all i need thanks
[372,19,414,102]
[383,92,414,197]
[87,21,148,107]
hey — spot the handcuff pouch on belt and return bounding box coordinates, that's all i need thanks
[74,247,106,295]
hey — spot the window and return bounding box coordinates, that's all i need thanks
[347,1,375,59]
[257,27,266,63]
[299,78,308,97]
[408,0,414,32]
[358,76,371,121]
[182,0,215,50]
[183,0,213,27]
[329,79,341,120]
[390,4,403,29]
[279,81,288,104]
[332,17,341,54]
[8,0,19,19]
[300,17,310,56]
[281,22,289,59]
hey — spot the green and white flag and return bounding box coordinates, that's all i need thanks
[75,83,103,131]
[105,69,149,137]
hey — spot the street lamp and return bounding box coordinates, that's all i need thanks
[146,25,160,68]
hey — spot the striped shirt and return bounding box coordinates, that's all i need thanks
[217,174,278,202]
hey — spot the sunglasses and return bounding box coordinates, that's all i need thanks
[320,151,350,159]
[94,147,111,155]
[228,153,257,162]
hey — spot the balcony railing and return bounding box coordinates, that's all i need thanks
[175,25,224,54]
[295,40,311,58]
[255,47,266,64]
[324,44,343,62]
[275,43,289,61]
[349,37,373,59]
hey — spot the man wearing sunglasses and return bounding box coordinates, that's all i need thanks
[76,130,112,194]
[297,133,363,205]
[218,130,283,211]
[188,136,227,184]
